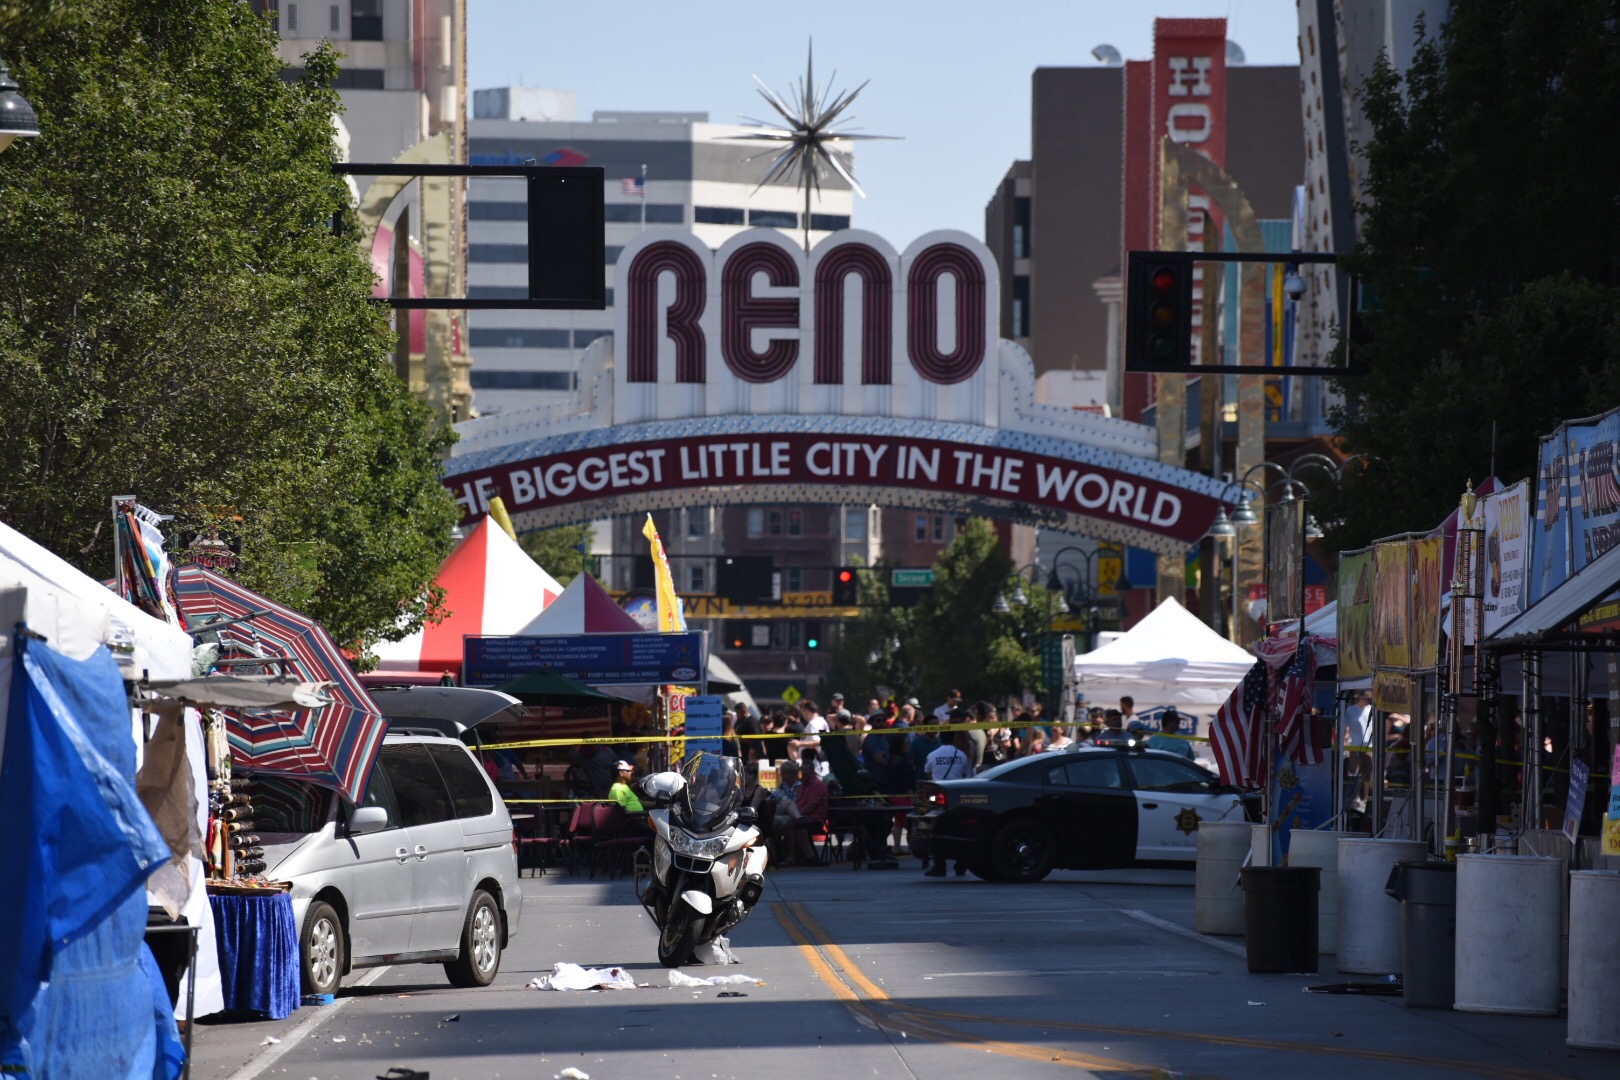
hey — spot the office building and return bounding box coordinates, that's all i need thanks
[464,98,855,416]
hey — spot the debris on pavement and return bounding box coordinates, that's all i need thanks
[716,991,748,998]
[259,1036,280,1046]
[555,1069,590,1080]
[528,962,637,991]
[442,1014,460,1023]
[695,935,740,965]
[667,971,761,988]
[378,1070,429,1080]
[330,1035,346,1044]
[1246,1001,1267,1006]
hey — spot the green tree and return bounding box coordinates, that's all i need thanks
[0,0,458,649]
[911,519,1041,705]
[822,564,918,702]
[519,525,591,586]
[1326,3,1620,546]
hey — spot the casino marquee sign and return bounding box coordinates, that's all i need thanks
[444,228,1228,555]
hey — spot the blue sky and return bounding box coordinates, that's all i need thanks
[468,0,1302,247]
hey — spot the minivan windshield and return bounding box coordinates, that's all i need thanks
[235,775,336,834]
[680,753,742,833]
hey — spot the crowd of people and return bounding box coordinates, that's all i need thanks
[710,689,1201,868]
[545,688,1206,869]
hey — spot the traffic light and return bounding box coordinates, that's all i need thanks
[832,567,858,605]
[1126,252,1195,372]
[806,636,820,649]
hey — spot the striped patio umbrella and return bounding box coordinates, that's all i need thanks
[174,565,385,804]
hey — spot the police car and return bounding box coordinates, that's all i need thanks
[913,745,1261,883]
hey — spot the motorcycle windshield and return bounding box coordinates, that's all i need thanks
[680,753,742,833]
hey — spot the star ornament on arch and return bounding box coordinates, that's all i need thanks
[728,40,901,224]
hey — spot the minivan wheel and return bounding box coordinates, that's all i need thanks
[300,900,344,996]
[445,890,502,988]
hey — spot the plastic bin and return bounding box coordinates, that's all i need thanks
[1240,865,1320,973]
[1384,860,1456,1008]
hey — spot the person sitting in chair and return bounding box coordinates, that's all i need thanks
[765,761,825,866]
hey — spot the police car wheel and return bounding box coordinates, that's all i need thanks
[991,819,1055,883]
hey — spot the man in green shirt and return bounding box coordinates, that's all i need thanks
[609,761,644,811]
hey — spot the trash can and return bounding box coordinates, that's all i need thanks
[1384,860,1457,1008]
[1240,865,1320,973]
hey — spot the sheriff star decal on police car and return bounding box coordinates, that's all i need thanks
[1175,807,1201,836]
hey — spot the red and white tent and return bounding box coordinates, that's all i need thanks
[516,572,642,635]
[372,517,562,678]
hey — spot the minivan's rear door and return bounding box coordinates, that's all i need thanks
[380,743,467,954]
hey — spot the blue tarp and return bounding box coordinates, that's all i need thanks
[0,636,179,1078]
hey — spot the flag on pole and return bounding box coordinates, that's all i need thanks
[1210,658,1268,787]
[1271,638,1323,765]
[641,514,685,632]
[621,176,645,197]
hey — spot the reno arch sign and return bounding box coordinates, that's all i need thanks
[444,227,1230,556]
[613,228,999,427]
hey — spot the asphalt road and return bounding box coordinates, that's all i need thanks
[193,861,1612,1080]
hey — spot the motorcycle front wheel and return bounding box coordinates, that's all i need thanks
[657,899,704,968]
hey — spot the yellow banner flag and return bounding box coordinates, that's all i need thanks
[641,514,686,632]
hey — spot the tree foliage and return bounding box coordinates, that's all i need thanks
[519,525,592,587]
[822,519,1044,706]
[1327,2,1620,547]
[822,564,918,703]
[0,0,459,648]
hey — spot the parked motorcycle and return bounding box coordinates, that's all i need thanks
[633,754,768,967]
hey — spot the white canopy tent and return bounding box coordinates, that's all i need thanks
[1072,597,1255,709]
[0,520,224,1019]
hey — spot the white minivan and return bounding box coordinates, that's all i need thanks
[245,732,522,994]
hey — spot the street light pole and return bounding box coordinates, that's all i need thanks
[0,58,41,154]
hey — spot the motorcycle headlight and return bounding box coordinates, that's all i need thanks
[668,829,729,859]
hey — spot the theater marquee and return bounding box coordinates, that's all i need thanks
[444,227,1229,555]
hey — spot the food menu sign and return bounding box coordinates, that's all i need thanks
[1482,479,1530,638]
[1529,408,1620,606]
[1372,540,1411,671]
[1336,548,1374,679]
[462,631,707,688]
[1410,536,1444,672]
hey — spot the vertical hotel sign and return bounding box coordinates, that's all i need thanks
[1151,18,1227,361]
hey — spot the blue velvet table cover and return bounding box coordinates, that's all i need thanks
[208,893,300,1020]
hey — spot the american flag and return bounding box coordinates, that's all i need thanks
[621,176,645,196]
[1273,638,1323,765]
[1210,658,1268,787]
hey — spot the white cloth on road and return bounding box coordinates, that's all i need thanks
[528,962,636,990]
[668,970,759,987]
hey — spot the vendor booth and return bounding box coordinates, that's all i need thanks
[0,520,219,1078]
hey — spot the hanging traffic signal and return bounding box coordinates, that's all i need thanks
[1125,251,1195,373]
[806,636,820,650]
[832,567,858,606]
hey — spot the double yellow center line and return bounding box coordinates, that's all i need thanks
[770,901,1569,1080]
[772,900,1181,1077]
